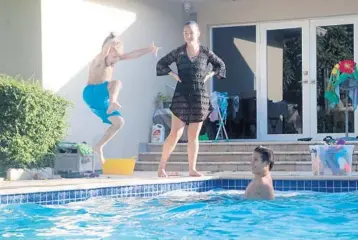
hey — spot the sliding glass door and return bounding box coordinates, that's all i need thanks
[259,16,358,141]
[310,17,358,140]
[258,21,311,140]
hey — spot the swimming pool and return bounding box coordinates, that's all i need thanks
[1,189,357,239]
[1,176,358,239]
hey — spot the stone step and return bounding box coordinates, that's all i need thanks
[146,141,358,153]
[135,161,358,172]
[138,151,358,163]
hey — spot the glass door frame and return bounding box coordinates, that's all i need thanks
[258,20,311,141]
[309,16,358,140]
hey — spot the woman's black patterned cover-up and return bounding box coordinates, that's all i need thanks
[156,44,226,124]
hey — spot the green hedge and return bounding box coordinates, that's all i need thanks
[0,74,72,176]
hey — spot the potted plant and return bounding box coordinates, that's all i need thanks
[155,92,171,109]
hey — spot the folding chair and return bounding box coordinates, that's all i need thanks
[211,91,229,141]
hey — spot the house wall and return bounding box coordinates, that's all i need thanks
[197,0,358,95]
[0,0,42,80]
[196,0,358,46]
[0,1,5,72]
[198,0,358,98]
[197,0,358,139]
[41,0,186,161]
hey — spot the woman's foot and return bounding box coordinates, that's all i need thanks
[158,169,181,177]
[158,168,168,178]
[189,170,203,177]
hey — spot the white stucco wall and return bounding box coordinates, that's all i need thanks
[0,0,42,80]
[0,1,5,71]
[41,0,186,158]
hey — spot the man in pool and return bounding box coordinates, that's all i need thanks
[245,146,275,200]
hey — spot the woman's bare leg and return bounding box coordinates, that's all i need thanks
[158,114,185,177]
[187,121,204,177]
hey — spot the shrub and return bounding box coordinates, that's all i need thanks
[0,74,72,176]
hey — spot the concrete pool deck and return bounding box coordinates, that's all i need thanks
[2,171,358,195]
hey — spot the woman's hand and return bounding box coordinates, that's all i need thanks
[204,72,215,83]
[169,72,181,83]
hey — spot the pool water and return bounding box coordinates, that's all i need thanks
[1,190,358,239]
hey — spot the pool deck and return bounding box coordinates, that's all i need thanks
[2,171,358,195]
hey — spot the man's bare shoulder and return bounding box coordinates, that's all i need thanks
[245,180,274,200]
[257,182,274,200]
[244,180,255,196]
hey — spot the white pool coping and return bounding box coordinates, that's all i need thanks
[1,171,358,195]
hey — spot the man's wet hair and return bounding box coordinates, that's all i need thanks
[254,146,274,170]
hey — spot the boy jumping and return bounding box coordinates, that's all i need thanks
[83,32,160,165]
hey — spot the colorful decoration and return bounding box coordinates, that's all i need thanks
[325,59,358,109]
[339,60,355,74]
[323,136,345,145]
[310,144,353,176]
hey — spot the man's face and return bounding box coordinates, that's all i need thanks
[251,152,269,175]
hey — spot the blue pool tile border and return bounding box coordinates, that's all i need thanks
[221,179,358,193]
[0,179,220,205]
[1,179,358,205]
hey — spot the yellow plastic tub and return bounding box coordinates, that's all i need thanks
[102,157,136,175]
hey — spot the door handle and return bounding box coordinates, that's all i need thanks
[303,80,308,84]
[311,79,316,84]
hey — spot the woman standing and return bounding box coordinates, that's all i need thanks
[156,21,226,177]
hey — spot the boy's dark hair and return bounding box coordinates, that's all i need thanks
[102,32,116,49]
[254,146,274,170]
[184,20,199,28]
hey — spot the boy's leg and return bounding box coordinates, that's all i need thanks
[94,116,124,165]
[107,80,122,114]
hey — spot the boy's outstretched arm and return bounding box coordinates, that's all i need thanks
[120,42,160,60]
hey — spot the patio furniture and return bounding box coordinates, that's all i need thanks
[211,91,229,141]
